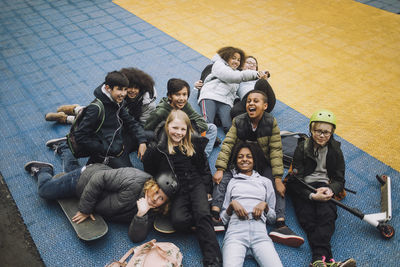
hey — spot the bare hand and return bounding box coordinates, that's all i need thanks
[252,201,268,220]
[194,80,204,90]
[137,143,147,161]
[72,211,95,224]
[275,178,286,197]
[228,200,248,220]
[213,170,224,184]
[137,196,151,217]
[311,187,333,202]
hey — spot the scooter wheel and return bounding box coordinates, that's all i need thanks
[377,223,395,239]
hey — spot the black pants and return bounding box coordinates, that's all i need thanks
[290,182,337,262]
[171,182,222,264]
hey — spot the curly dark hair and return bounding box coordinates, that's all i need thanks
[120,67,155,98]
[217,46,246,69]
[229,140,266,174]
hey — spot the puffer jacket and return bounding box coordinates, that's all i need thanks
[76,164,152,223]
[142,131,213,194]
[215,112,284,178]
[74,84,146,158]
[197,54,259,107]
[288,137,345,200]
[144,97,208,134]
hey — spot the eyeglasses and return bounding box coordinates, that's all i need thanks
[245,61,257,66]
[312,129,332,137]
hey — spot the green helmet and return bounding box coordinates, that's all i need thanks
[309,109,336,129]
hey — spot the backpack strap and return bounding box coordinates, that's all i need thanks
[89,98,105,133]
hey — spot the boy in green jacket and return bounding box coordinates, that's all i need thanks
[145,78,217,157]
[212,90,304,247]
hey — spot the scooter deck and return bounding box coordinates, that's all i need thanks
[58,198,108,241]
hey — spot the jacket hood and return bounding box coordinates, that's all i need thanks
[93,84,119,106]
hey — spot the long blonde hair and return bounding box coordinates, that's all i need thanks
[142,179,169,215]
[164,109,195,156]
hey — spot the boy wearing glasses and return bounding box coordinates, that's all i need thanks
[287,109,356,267]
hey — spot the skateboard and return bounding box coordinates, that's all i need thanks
[154,215,176,234]
[58,198,108,241]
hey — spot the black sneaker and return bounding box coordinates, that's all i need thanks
[46,137,67,154]
[212,218,225,232]
[24,161,54,176]
[269,225,304,247]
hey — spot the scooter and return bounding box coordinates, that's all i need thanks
[289,170,394,239]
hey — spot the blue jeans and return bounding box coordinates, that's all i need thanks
[222,219,282,267]
[58,141,80,173]
[37,141,82,199]
[37,167,81,200]
[200,99,232,133]
[204,123,217,157]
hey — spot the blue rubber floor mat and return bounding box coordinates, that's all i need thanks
[0,0,398,266]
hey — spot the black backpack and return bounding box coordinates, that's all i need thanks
[66,98,105,158]
[280,131,308,168]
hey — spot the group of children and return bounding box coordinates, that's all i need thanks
[24,46,356,267]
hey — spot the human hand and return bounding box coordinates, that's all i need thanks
[252,201,268,220]
[72,211,95,224]
[228,200,248,220]
[275,178,286,197]
[213,170,224,184]
[137,196,151,217]
[194,80,203,90]
[137,143,147,161]
[311,187,333,202]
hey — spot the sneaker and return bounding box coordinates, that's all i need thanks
[24,161,54,176]
[45,112,68,124]
[212,218,225,232]
[310,260,327,267]
[327,258,356,267]
[57,104,79,115]
[269,225,304,247]
[46,137,67,154]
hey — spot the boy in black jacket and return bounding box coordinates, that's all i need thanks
[286,109,356,267]
[47,71,147,169]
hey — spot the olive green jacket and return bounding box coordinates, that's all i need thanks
[215,112,284,178]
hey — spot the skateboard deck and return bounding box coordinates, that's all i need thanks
[58,198,108,241]
[154,215,176,234]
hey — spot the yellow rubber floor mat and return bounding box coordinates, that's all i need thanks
[115,0,400,171]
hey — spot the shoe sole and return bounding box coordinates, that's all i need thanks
[24,161,54,172]
[46,137,67,148]
[339,258,356,267]
[269,232,305,247]
[213,226,225,232]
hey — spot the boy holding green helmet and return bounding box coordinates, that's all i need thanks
[286,109,356,267]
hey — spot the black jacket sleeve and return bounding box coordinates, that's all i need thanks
[289,141,314,200]
[128,212,155,243]
[119,106,147,144]
[74,104,107,155]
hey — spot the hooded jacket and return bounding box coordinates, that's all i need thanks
[220,170,276,225]
[144,97,208,134]
[74,84,146,158]
[197,54,259,107]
